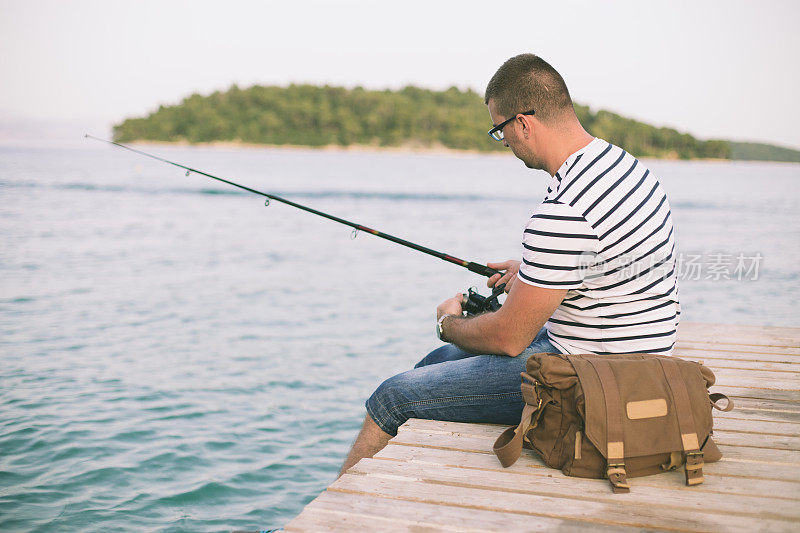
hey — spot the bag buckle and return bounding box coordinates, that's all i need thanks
[684,451,705,486]
[520,381,540,407]
[606,462,630,494]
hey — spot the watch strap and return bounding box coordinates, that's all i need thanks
[437,313,453,341]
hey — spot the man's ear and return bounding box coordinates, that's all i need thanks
[518,114,535,139]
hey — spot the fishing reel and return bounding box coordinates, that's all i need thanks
[461,283,506,316]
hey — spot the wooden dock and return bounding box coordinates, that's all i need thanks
[285,322,800,532]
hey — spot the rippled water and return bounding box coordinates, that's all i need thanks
[1,142,799,531]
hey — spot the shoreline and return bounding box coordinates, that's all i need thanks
[126,139,511,158]
[125,139,737,162]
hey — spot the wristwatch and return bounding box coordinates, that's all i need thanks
[437,313,453,341]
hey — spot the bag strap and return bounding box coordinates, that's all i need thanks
[710,392,734,412]
[586,358,630,494]
[659,358,704,486]
[493,402,539,467]
[493,372,544,467]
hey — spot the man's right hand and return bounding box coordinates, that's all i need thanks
[486,260,521,293]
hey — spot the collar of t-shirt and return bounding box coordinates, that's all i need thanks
[545,137,605,200]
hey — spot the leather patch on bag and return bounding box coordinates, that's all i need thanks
[682,432,700,451]
[626,398,668,420]
[607,441,624,459]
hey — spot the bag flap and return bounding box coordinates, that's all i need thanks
[569,354,713,459]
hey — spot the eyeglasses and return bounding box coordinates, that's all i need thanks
[487,109,536,141]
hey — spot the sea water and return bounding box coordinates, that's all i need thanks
[1,142,799,531]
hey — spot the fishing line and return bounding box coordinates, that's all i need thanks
[85,135,501,279]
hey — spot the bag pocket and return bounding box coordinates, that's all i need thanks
[563,425,607,478]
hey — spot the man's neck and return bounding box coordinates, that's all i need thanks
[544,129,595,176]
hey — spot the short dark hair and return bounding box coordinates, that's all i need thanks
[485,54,574,124]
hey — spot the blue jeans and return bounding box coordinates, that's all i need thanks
[365,327,560,436]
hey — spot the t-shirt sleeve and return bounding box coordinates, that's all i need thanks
[518,201,600,289]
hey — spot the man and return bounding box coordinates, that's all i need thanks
[339,53,679,475]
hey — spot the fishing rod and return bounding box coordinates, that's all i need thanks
[86,135,506,314]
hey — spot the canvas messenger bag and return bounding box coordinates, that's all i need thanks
[493,352,733,493]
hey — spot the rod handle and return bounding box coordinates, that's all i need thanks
[467,262,500,278]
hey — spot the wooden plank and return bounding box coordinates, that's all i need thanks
[285,490,637,532]
[676,336,800,350]
[713,444,800,465]
[710,386,800,402]
[704,377,799,393]
[675,344,800,358]
[284,508,461,532]
[673,344,798,364]
[350,458,800,520]
[713,429,800,450]
[697,359,800,372]
[678,322,800,339]
[400,417,800,453]
[394,420,800,465]
[675,339,800,351]
[711,367,800,381]
[676,340,800,351]
[375,444,800,498]
[701,359,800,375]
[376,440,800,482]
[714,409,800,424]
[390,428,800,467]
[706,369,800,387]
[715,395,800,413]
[330,470,797,532]
[677,322,800,347]
[713,416,800,436]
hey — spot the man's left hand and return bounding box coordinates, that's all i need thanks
[437,293,464,320]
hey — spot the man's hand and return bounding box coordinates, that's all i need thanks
[436,293,464,320]
[486,260,521,293]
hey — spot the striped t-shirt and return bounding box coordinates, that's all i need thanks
[518,138,680,355]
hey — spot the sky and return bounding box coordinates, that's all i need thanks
[1,0,799,148]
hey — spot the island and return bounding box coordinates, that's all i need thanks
[113,84,800,162]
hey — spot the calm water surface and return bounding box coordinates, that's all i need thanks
[1,142,799,531]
